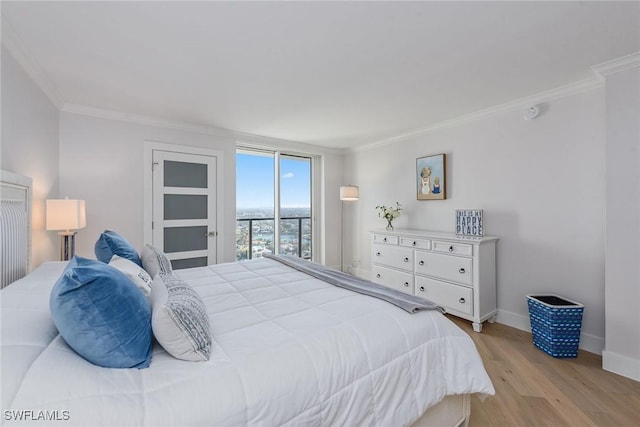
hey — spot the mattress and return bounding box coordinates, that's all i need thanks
[1,258,494,426]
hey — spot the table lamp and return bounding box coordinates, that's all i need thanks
[46,198,86,261]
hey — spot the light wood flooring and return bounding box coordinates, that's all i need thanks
[448,315,640,427]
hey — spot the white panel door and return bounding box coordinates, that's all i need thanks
[152,150,217,269]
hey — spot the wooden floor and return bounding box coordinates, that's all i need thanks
[448,316,640,427]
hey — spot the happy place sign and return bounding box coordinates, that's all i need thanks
[456,210,484,237]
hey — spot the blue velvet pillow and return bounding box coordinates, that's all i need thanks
[50,256,152,369]
[95,230,142,266]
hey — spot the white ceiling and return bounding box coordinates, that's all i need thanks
[2,1,639,149]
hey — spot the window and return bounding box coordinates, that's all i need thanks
[279,155,312,259]
[236,149,313,261]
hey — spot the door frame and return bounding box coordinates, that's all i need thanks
[236,146,321,262]
[143,140,225,264]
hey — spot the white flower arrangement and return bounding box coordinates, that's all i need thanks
[376,202,402,230]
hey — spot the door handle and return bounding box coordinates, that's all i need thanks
[205,231,218,237]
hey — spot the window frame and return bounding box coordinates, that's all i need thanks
[236,147,320,261]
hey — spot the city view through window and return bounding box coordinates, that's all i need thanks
[236,151,312,261]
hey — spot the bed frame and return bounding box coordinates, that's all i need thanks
[412,394,470,427]
[0,169,32,289]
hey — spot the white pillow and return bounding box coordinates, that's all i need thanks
[151,274,211,361]
[141,244,173,278]
[109,254,152,298]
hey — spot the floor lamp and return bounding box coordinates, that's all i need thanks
[339,185,359,273]
[46,198,87,261]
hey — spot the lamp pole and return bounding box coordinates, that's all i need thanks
[339,185,359,273]
[341,200,345,272]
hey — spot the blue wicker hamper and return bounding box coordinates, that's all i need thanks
[527,294,584,358]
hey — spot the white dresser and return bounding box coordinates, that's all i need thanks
[370,229,498,332]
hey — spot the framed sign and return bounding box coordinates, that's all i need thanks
[456,210,484,237]
[416,154,446,200]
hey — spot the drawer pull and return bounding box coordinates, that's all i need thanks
[376,252,381,256]
[418,260,425,266]
[404,282,409,287]
[376,274,381,278]
[459,268,466,274]
[404,257,409,263]
[412,241,417,246]
[383,237,388,242]
[419,286,425,292]
[449,245,454,252]
[459,298,466,304]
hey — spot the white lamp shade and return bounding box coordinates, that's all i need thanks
[46,199,86,231]
[340,185,359,201]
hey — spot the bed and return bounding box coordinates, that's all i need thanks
[1,172,494,427]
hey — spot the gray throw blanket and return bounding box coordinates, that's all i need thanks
[263,254,443,314]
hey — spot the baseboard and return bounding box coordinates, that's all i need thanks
[330,265,369,278]
[602,350,640,382]
[495,308,532,332]
[350,267,370,279]
[496,309,604,355]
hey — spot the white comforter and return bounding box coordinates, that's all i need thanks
[1,259,494,426]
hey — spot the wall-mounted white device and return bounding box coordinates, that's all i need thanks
[524,105,540,120]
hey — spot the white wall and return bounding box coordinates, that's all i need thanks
[321,151,345,269]
[603,65,640,381]
[344,87,606,353]
[58,112,346,267]
[58,112,237,262]
[1,37,345,269]
[1,46,60,267]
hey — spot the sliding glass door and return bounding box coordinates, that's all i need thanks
[279,155,311,259]
[236,149,312,261]
[236,150,275,260]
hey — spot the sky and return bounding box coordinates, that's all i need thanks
[236,152,311,209]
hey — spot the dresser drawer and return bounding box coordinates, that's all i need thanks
[415,251,472,285]
[372,265,414,295]
[399,237,431,250]
[415,276,473,315]
[370,229,497,332]
[432,240,473,256]
[373,234,398,245]
[373,244,414,270]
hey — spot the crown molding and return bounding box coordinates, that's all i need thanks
[350,76,603,153]
[1,13,64,109]
[61,103,342,155]
[61,103,235,138]
[592,52,640,77]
